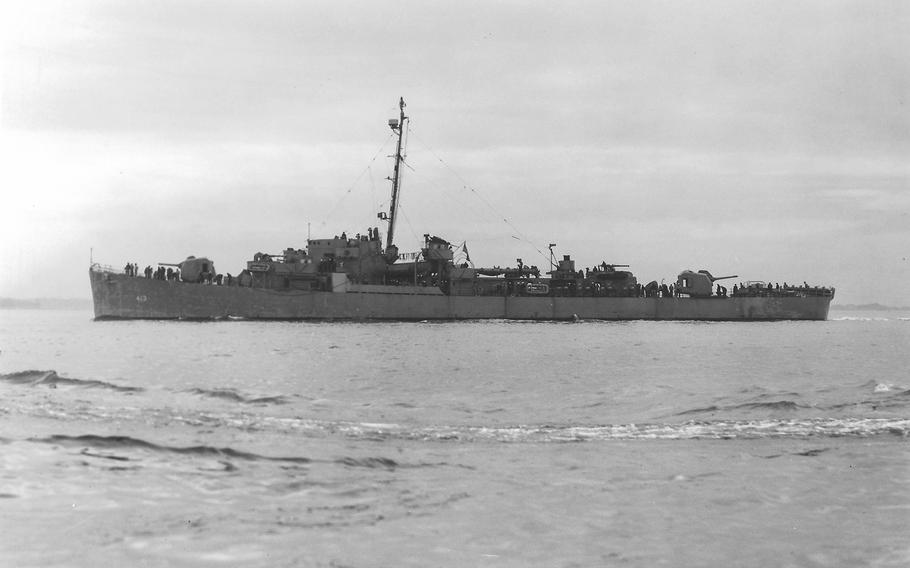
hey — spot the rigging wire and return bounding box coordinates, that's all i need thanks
[408,129,549,264]
[396,205,422,246]
[368,164,376,220]
[398,125,496,226]
[403,166,491,224]
[320,132,395,227]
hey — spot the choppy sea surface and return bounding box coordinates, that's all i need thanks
[1,308,908,567]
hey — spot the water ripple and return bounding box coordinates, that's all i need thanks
[0,370,142,393]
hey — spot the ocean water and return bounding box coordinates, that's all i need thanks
[1,309,908,567]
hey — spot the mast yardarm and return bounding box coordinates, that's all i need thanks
[385,97,408,251]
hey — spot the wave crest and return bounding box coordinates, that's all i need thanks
[289,417,910,442]
[38,434,310,463]
[187,388,289,405]
[0,370,142,393]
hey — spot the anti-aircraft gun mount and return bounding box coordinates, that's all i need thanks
[676,269,738,298]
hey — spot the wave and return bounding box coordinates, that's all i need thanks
[824,381,910,411]
[335,456,399,469]
[731,400,808,411]
[21,417,910,467]
[257,417,910,442]
[677,382,910,418]
[0,370,142,393]
[484,418,909,441]
[36,434,406,469]
[0,371,293,405]
[676,405,720,415]
[38,434,310,463]
[675,400,807,417]
[187,388,290,405]
[871,382,910,395]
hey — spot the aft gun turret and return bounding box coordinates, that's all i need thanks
[696,270,738,282]
[676,269,738,298]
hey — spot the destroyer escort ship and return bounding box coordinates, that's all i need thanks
[90,99,834,321]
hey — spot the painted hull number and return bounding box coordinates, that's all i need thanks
[136,295,148,303]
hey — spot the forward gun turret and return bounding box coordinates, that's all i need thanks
[170,256,215,283]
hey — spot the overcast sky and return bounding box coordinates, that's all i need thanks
[1,0,907,305]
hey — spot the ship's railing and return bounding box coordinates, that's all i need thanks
[90,263,125,274]
[733,286,835,298]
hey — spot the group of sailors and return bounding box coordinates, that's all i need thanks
[588,281,671,298]
[336,227,381,242]
[731,282,834,297]
[193,272,247,287]
[483,275,835,299]
[478,280,670,298]
[584,262,624,276]
[125,263,181,281]
[122,261,262,288]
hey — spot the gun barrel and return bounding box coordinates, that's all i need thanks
[714,274,738,281]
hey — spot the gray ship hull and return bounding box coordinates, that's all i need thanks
[90,268,832,321]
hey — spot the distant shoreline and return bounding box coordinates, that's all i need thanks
[0,298,93,310]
